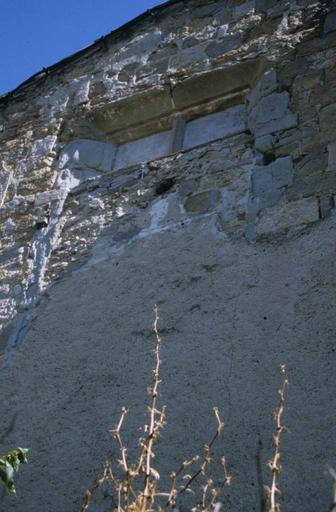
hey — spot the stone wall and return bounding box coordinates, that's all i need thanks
[0,0,335,510]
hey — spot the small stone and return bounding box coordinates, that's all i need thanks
[178,178,199,197]
[14,284,22,296]
[120,32,162,59]
[72,78,90,106]
[217,24,229,37]
[4,218,16,233]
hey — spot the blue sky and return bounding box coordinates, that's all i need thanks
[0,0,165,95]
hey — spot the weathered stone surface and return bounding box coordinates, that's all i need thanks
[233,0,255,19]
[205,35,242,57]
[251,156,293,210]
[256,197,319,238]
[183,105,246,149]
[169,42,208,69]
[247,68,277,110]
[114,130,172,170]
[287,172,336,201]
[184,189,221,214]
[172,59,262,110]
[59,139,116,172]
[91,86,173,137]
[248,92,297,136]
[254,134,275,153]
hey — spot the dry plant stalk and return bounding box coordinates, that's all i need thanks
[327,466,336,512]
[266,365,288,512]
[81,305,230,512]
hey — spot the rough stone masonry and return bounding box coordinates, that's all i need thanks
[0,0,335,510]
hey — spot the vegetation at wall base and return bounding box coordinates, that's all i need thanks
[81,307,293,512]
[0,447,29,495]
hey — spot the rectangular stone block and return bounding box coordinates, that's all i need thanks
[91,86,173,137]
[256,197,319,238]
[183,105,246,150]
[248,91,297,136]
[114,130,172,170]
[286,172,336,201]
[169,42,207,69]
[59,139,117,172]
[172,59,262,110]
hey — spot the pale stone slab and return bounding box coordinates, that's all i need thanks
[183,105,246,150]
[114,130,172,170]
[59,139,116,172]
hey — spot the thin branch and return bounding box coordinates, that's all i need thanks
[266,365,288,512]
[175,407,226,498]
[327,466,336,512]
[141,304,164,512]
[112,406,129,473]
[81,463,114,512]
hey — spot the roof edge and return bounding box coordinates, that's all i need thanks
[0,0,184,105]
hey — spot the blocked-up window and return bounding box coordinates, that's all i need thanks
[112,104,246,170]
[60,104,247,175]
